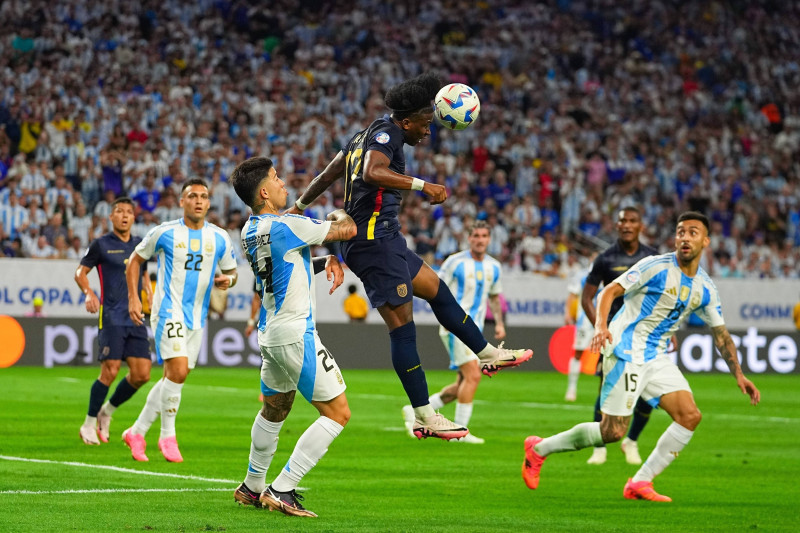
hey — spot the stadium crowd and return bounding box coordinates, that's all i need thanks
[1,0,798,279]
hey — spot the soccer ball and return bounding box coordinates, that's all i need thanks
[434,83,481,130]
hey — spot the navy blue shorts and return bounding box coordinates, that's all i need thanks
[97,325,150,361]
[342,233,423,308]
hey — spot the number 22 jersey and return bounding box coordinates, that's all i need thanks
[135,218,236,329]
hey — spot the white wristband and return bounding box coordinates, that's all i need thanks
[411,178,425,191]
[227,274,236,287]
[295,198,309,210]
[246,318,255,327]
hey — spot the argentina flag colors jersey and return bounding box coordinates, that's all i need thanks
[242,213,331,347]
[135,218,236,330]
[437,250,503,337]
[607,252,725,364]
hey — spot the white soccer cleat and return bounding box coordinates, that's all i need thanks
[401,405,416,439]
[480,344,533,377]
[587,446,607,465]
[621,437,643,465]
[96,408,111,443]
[412,413,468,441]
[452,433,485,444]
[79,423,100,445]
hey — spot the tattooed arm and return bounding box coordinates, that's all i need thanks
[711,325,761,405]
[323,209,357,243]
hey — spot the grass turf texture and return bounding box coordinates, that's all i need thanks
[0,367,796,532]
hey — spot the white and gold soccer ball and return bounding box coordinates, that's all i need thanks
[434,83,481,130]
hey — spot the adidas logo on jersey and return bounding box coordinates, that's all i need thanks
[665,287,677,296]
[175,242,186,249]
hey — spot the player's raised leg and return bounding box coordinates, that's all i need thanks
[414,266,532,376]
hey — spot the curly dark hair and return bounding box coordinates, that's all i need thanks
[385,71,442,120]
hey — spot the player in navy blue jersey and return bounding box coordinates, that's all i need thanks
[287,72,532,440]
[75,197,153,445]
[580,206,660,465]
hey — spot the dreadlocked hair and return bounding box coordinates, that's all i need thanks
[385,71,442,119]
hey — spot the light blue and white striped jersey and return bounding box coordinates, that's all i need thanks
[242,213,331,347]
[135,218,236,329]
[607,252,724,364]
[437,249,503,337]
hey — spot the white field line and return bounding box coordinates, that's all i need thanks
[0,455,238,483]
[0,487,232,495]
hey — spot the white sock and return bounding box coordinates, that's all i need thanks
[454,402,473,427]
[567,358,582,390]
[633,422,693,483]
[536,422,603,457]
[414,404,435,418]
[159,378,184,439]
[429,393,445,410]
[83,415,97,427]
[244,413,284,493]
[476,343,497,362]
[132,379,162,436]
[271,416,343,492]
[101,401,116,416]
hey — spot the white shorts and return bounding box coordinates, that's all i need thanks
[260,330,346,403]
[573,322,594,351]
[440,331,479,370]
[599,353,691,416]
[152,317,203,369]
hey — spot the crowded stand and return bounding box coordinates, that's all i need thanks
[1,0,798,279]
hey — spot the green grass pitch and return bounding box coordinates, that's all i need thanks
[0,367,796,532]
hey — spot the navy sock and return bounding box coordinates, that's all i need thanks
[627,398,653,441]
[428,279,488,354]
[88,380,109,417]
[388,322,429,408]
[108,377,139,408]
[592,394,605,448]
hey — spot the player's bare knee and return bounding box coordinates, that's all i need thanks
[679,408,702,430]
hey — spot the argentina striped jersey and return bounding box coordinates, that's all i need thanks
[135,218,236,329]
[607,252,724,364]
[437,250,503,337]
[242,213,331,346]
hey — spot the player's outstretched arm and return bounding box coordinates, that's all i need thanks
[590,282,624,353]
[711,325,761,405]
[364,151,447,204]
[125,251,147,326]
[286,151,346,215]
[323,209,357,243]
[74,265,100,314]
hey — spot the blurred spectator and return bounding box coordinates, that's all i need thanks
[343,285,369,323]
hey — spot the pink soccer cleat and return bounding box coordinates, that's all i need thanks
[122,428,149,462]
[522,435,546,489]
[623,478,672,502]
[158,436,184,463]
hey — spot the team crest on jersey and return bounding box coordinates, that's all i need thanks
[680,286,690,301]
[626,396,634,409]
[173,342,181,351]
[397,283,408,297]
[477,271,483,281]
[691,294,701,307]
[625,270,640,284]
[190,239,200,252]
[205,241,213,253]
[375,132,390,144]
